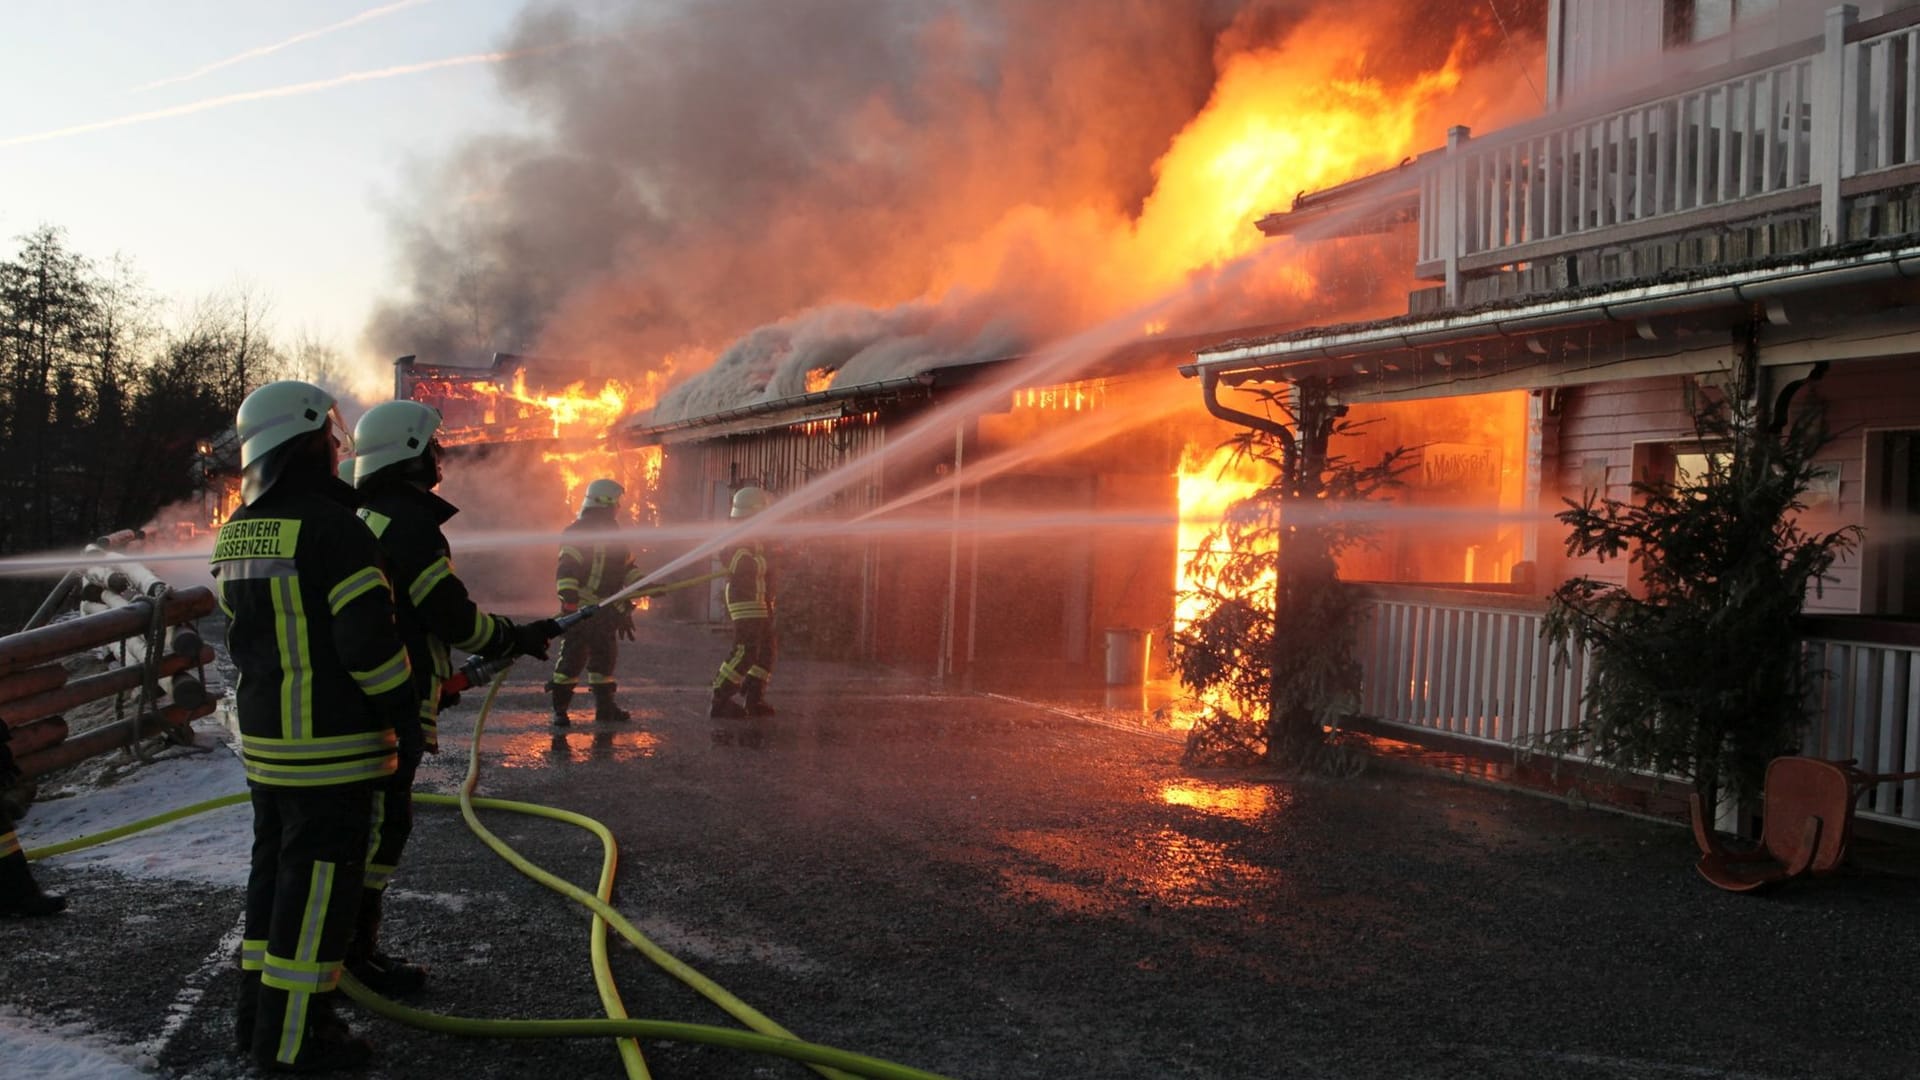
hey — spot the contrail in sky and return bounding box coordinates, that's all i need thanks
[135,0,437,92]
[0,51,516,148]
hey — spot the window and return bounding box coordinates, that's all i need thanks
[1665,0,1780,46]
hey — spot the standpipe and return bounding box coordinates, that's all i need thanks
[24,572,955,1080]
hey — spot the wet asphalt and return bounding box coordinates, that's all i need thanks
[6,617,1920,1079]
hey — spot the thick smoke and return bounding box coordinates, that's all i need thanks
[366,0,1545,423]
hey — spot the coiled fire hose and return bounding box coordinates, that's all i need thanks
[23,573,955,1080]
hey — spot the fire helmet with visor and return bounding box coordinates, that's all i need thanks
[235,380,352,505]
[582,478,624,511]
[730,485,771,519]
[351,400,443,489]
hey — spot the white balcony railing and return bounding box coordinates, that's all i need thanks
[1418,5,1920,302]
[1355,588,1920,829]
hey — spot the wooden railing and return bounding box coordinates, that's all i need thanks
[1417,5,1920,302]
[1354,587,1920,829]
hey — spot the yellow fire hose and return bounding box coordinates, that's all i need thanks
[23,573,955,1080]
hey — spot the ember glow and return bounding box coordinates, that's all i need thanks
[419,369,646,445]
[1175,440,1273,636]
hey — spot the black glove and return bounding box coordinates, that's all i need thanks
[396,718,426,759]
[616,608,636,641]
[509,618,562,661]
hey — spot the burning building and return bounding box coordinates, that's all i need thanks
[1190,0,1920,829]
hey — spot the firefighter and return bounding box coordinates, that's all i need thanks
[548,478,644,726]
[710,485,777,719]
[213,380,417,1072]
[0,726,64,917]
[346,399,559,994]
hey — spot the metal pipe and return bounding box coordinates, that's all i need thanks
[0,646,215,726]
[1200,368,1296,475]
[0,587,214,675]
[0,665,68,704]
[13,701,217,779]
[21,571,81,632]
[6,716,67,759]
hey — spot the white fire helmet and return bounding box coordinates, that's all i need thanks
[351,400,442,486]
[730,485,771,519]
[582,478,625,510]
[237,380,346,470]
[235,380,351,504]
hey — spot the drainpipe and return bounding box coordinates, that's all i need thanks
[937,425,964,686]
[1199,369,1298,754]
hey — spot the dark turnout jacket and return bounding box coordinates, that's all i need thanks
[211,475,417,789]
[555,509,643,607]
[356,478,518,751]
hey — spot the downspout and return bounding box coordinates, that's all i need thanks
[1200,368,1297,756]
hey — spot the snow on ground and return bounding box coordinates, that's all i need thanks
[22,712,249,888]
[0,1007,158,1079]
[4,714,248,1076]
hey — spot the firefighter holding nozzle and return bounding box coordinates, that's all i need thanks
[710,484,778,719]
[548,478,644,726]
[347,399,561,994]
[214,380,419,1072]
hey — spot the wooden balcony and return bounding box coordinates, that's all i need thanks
[1417,5,1920,311]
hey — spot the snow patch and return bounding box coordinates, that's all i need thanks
[0,1006,157,1078]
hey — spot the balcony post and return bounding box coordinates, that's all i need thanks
[1442,125,1470,306]
[1814,5,1859,244]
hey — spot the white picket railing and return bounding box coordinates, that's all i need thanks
[1355,589,1920,829]
[1418,6,1920,298]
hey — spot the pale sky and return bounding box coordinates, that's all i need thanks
[0,0,533,367]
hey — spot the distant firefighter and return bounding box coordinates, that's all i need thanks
[549,478,644,726]
[710,485,777,719]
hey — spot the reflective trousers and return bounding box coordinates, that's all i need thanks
[364,747,420,894]
[242,784,372,1067]
[713,617,776,701]
[551,614,618,687]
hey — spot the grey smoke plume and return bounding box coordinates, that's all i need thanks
[366,0,1544,420]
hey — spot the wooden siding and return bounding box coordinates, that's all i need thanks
[1541,375,1699,588]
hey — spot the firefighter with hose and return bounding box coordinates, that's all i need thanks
[709,485,778,719]
[214,379,418,1072]
[548,478,644,727]
[347,399,561,994]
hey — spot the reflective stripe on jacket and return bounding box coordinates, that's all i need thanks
[556,511,642,606]
[357,480,516,750]
[724,543,771,621]
[212,479,413,788]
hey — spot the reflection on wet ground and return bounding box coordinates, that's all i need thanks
[996,824,1278,914]
[494,725,663,768]
[1158,781,1283,822]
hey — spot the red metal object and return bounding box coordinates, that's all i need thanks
[0,665,69,704]
[1688,756,1920,893]
[0,587,214,675]
[0,646,214,727]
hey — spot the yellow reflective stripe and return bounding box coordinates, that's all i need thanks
[746,666,771,680]
[589,546,608,597]
[327,566,387,614]
[0,830,19,858]
[243,756,398,787]
[408,557,453,607]
[351,647,411,696]
[454,610,493,653]
[241,938,267,972]
[556,577,581,590]
[270,577,313,741]
[559,545,584,561]
[365,788,387,873]
[272,858,337,1063]
[365,863,397,891]
[357,508,393,538]
[714,646,748,687]
[240,730,398,758]
[727,601,771,619]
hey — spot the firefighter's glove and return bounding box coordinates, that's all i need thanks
[559,601,579,614]
[438,688,462,711]
[509,618,562,661]
[616,608,636,641]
